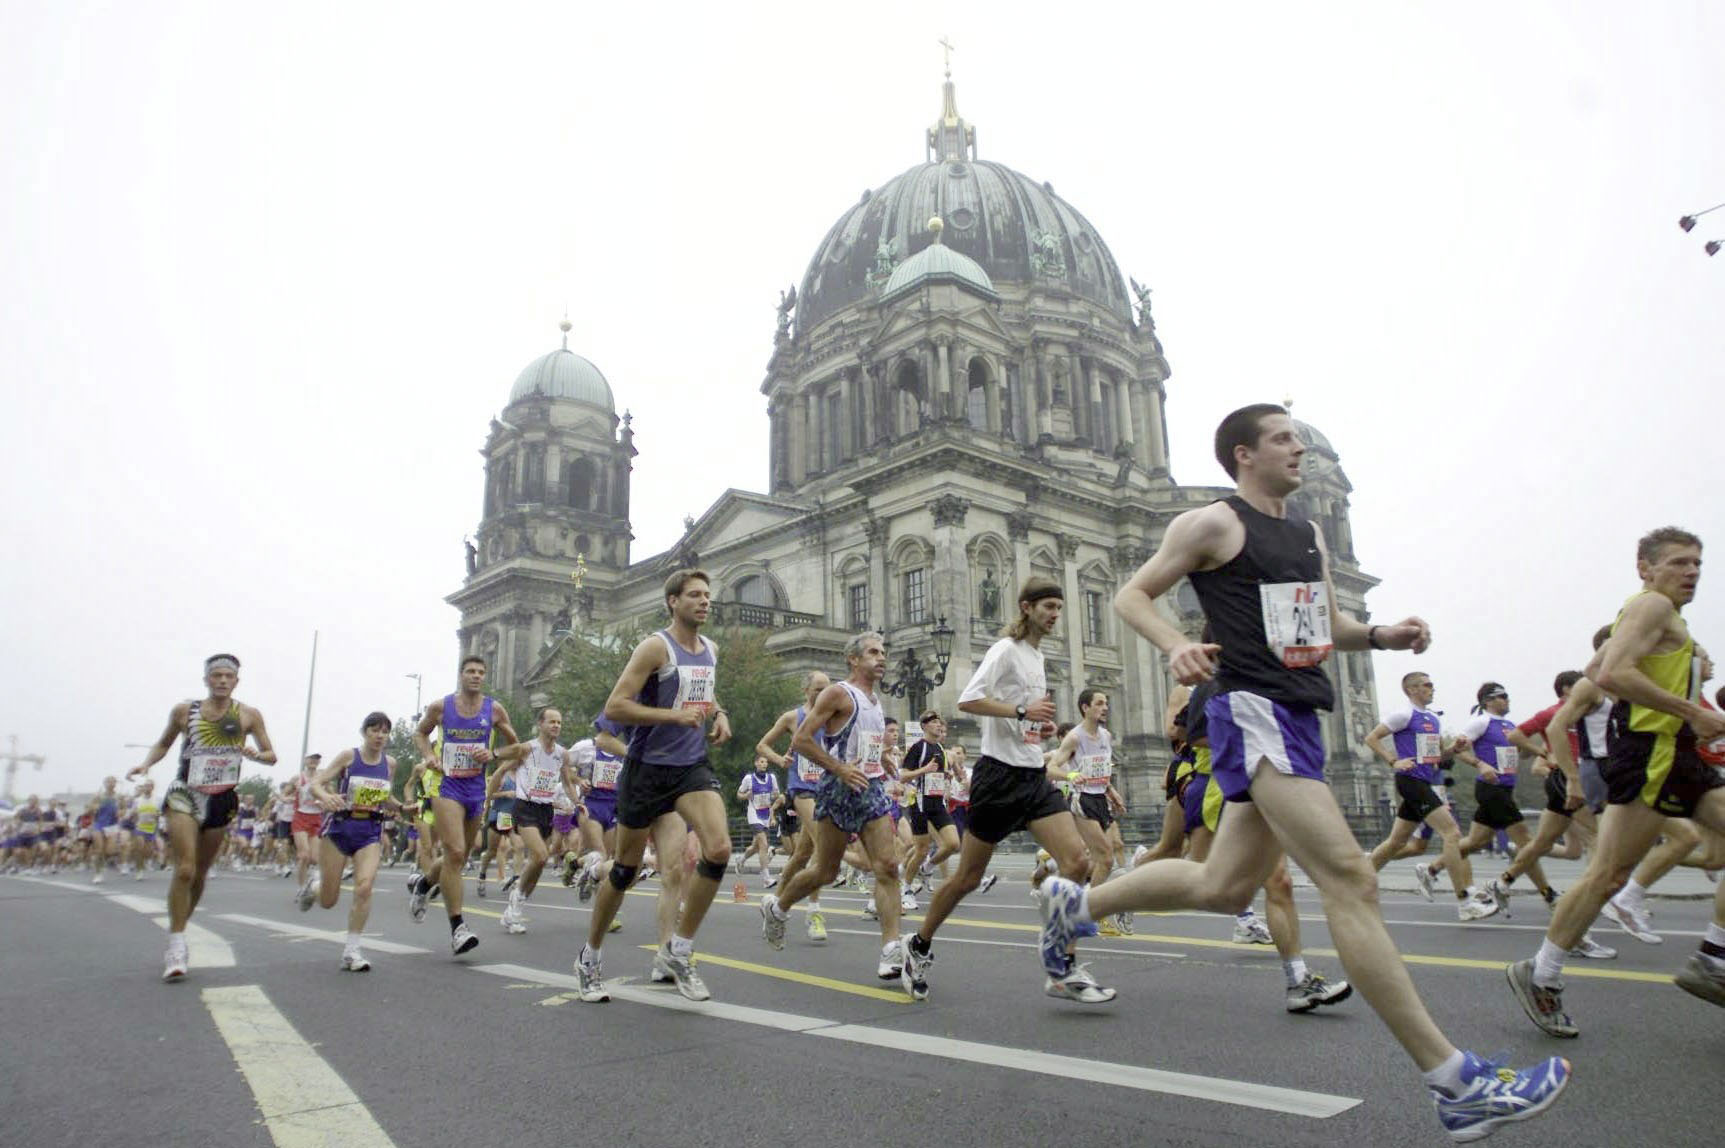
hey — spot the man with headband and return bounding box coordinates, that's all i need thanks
[128,653,278,980]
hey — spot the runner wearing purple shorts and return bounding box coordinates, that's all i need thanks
[303,711,398,971]
[414,655,519,958]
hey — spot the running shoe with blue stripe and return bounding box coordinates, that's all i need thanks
[1432,1051,1570,1143]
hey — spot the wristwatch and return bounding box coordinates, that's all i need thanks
[1015,704,1027,721]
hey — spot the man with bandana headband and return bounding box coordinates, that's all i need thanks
[129,653,278,981]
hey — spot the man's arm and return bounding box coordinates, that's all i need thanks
[1363,723,1409,772]
[790,684,862,790]
[1316,528,1430,655]
[243,706,278,765]
[1163,684,1191,741]
[1113,506,1230,682]
[604,637,701,729]
[414,703,441,766]
[1043,726,1083,775]
[129,705,188,778]
[755,709,796,767]
[1597,594,1722,737]
[490,703,519,750]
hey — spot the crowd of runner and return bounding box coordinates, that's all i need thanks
[24,404,1725,1142]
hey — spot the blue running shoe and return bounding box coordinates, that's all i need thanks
[1038,877,1085,976]
[1432,1051,1570,1143]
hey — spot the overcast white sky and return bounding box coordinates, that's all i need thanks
[4,2,1720,797]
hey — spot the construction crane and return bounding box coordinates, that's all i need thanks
[2,735,46,803]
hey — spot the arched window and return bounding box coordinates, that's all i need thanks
[567,458,595,511]
[966,358,989,431]
[523,445,546,502]
[732,575,774,607]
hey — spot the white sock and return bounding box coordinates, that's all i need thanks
[670,934,694,958]
[1532,938,1568,987]
[1283,957,1309,987]
[345,932,361,948]
[1237,908,1256,922]
[768,898,788,921]
[1617,879,1648,909]
[1422,1049,1466,1097]
[1706,922,1725,947]
[1075,887,1095,925]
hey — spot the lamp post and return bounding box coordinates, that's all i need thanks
[405,673,422,719]
[1678,200,1725,257]
[883,617,956,712]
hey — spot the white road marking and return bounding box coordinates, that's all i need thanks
[5,877,237,965]
[202,984,397,1147]
[474,962,1359,1118]
[218,913,431,955]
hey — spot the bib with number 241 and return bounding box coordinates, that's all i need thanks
[1260,581,1333,669]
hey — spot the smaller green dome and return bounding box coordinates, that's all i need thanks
[879,223,998,304]
[509,347,614,411]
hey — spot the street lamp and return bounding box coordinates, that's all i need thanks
[883,617,955,699]
[405,673,423,718]
[1678,200,1724,257]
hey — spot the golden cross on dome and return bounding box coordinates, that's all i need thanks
[938,35,955,78]
[571,553,587,590]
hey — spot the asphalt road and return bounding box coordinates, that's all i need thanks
[3,855,1719,1147]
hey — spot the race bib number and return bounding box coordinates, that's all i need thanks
[496,810,513,831]
[521,763,561,803]
[186,747,243,794]
[922,770,946,796]
[1259,581,1333,669]
[1022,721,1046,746]
[858,730,885,778]
[1077,752,1112,790]
[676,665,716,715]
[349,781,391,812]
[795,755,824,785]
[442,741,484,778]
[1496,746,1519,777]
[592,757,622,790]
[1414,733,1442,765]
[751,791,772,810]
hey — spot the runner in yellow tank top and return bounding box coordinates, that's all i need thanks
[1509,526,1725,1038]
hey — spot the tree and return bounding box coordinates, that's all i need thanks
[237,774,275,806]
[539,621,652,738]
[387,717,422,799]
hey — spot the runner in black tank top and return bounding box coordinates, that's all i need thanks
[1036,405,1570,1141]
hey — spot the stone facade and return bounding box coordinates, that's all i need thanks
[447,76,1391,821]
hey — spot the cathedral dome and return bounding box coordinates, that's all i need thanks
[1293,418,1336,458]
[797,159,1132,333]
[508,323,614,411]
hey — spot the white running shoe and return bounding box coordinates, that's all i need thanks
[91,874,104,885]
[162,937,189,983]
[450,923,479,956]
[1568,933,1617,960]
[295,875,318,912]
[806,909,827,943]
[1458,890,1500,921]
[341,947,371,972]
[978,873,999,894]
[760,895,787,950]
[900,892,919,913]
[1602,896,1662,944]
[1131,844,1149,867]
[1044,963,1116,1004]
[575,946,610,1002]
[862,898,879,920]
[877,940,905,981]
[1232,915,1274,944]
[657,944,709,1001]
[1413,862,1436,902]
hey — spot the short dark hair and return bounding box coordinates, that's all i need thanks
[360,711,391,733]
[1637,526,1701,565]
[536,706,562,723]
[1007,576,1064,640]
[1553,671,1583,697]
[1401,671,1431,690]
[1078,688,1106,711]
[1214,403,1289,480]
[1592,624,1614,651]
[918,710,941,725]
[664,568,711,611]
[204,653,241,671]
[461,654,487,671]
[1055,722,1075,740]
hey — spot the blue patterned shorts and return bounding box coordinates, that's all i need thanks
[814,774,892,835]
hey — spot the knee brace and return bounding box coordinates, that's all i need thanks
[607,862,638,891]
[695,856,728,881]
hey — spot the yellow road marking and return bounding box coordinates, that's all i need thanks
[637,945,910,1003]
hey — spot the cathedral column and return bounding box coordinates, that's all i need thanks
[545,442,563,504]
[1145,378,1171,475]
[1114,370,1135,457]
[1006,511,1033,606]
[838,372,853,461]
[859,365,877,450]
[790,392,809,485]
[768,400,784,489]
[863,517,889,631]
[1018,349,1041,441]
[1068,352,1088,443]
[930,495,972,714]
[1059,534,1085,681]
[935,340,953,421]
[1127,382,1152,469]
[984,361,1002,434]
[1035,347,1055,439]
[1086,359,1106,452]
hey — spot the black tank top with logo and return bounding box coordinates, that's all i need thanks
[1188,496,1335,711]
